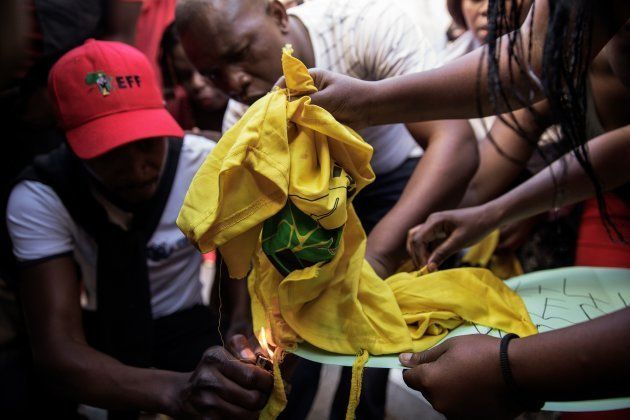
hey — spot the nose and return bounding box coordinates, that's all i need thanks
[128,141,161,180]
[223,66,252,99]
[480,0,488,16]
[190,71,207,93]
[129,153,152,182]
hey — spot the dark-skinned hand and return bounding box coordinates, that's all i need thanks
[400,335,525,419]
[173,346,273,419]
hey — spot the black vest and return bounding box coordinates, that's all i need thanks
[19,138,182,367]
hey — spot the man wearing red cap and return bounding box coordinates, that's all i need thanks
[6,39,272,418]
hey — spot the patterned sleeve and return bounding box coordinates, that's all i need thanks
[353,0,438,80]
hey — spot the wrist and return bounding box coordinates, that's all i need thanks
[160,371,191,417]
[483,199,508,229]
[230,303,250,319]
[363,80,380,126]
[500,335,545,411]
[365,250,396,278]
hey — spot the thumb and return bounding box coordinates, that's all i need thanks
[229,334,256,363]
[273,75,287,89]
[427,232,462,268]
[399,341,449,368]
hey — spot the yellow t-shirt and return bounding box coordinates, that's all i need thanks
[177,46,536,419]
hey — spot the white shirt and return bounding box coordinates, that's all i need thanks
[223,0,438,175]
[7,134,215,319]
[395,0,451,54]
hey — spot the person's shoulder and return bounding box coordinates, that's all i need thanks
[222,99,249,133]
[440,31,479,64]
[7,180,64,218]
[351,0,410,23]
[7,180,74,262]
[180,134,216,169]
[225,100,248,118]
[286,0,323,19]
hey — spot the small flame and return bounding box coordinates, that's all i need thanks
[258,327,275,358]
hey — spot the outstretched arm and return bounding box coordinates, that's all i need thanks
[459,100,553,208]
[20,256,272,417]
[366,120,478,277]
[407,124,630,269]
[306,0,630,128]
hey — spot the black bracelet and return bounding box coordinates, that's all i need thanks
[499,333,545,412]
[500,333,519,391]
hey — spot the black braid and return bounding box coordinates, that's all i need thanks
[484,0,624,242]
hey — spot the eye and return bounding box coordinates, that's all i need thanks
[175,68,193,82]
[203,68,221,81]
[231,44,251,62]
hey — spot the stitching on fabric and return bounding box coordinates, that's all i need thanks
[206,189,286,237]
[189,145,289,233]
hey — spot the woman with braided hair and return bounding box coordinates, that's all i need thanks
[295,1,630,417]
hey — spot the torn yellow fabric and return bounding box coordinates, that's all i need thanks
[177,46,537,418]
[346,349,369,420]
[259,349,287,420]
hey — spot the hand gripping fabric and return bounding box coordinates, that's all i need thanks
[177,46,537,419]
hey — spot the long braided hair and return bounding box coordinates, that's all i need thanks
[483,0,623,241]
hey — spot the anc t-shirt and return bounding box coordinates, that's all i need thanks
[222,0,437,175]
[7,134,214,318]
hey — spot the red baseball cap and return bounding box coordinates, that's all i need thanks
[48,39,184,159]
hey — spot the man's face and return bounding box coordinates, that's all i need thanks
[179,1,287,105]
[84,137,167,204]
[172,43,228,111]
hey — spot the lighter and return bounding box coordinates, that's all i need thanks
[255,353,273,372]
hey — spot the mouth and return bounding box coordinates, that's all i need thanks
[124,177,159,194]
[476,26,488,35]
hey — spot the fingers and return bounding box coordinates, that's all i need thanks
[406,225,423,270]
[399,343,450,400]
[401,364,430,395]
[229,334,257,363]
[212,350,274,393]
[426,231,461,269]
[407,216,452,270]
[188,390,261,420]
[274,69,324,92]
[200,347,273,392]
[273,75,286,90]
[186,347,273,417]
[399,341,449,368]
[305,69,331,107]
[192,368,269,411]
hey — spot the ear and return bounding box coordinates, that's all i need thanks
[267,0,290,34]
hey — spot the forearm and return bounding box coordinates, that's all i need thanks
[460,103,551,208]
[367,122,478,274]
[510,308,630,401]
[34,339,186,415]
[367,25,542,125]
[366,1,628,126]
[488,125,630,227]
[226,277,251,324]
